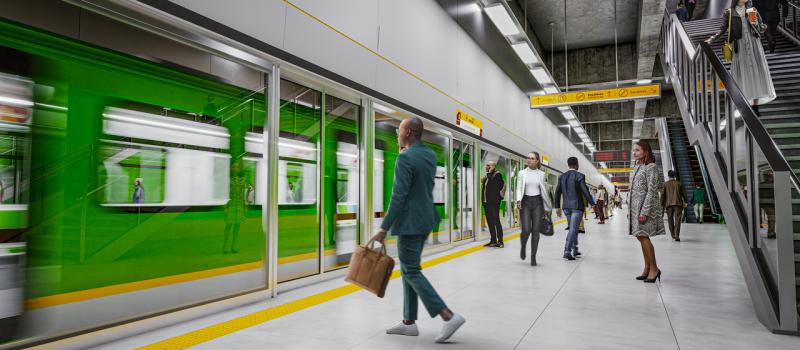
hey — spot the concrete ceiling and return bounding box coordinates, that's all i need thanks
[520,0,640,52]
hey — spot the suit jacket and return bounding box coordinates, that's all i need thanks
[661,179,687,208]
[380,141,440,236]
[482,171,504,205]
[554,170,595,210]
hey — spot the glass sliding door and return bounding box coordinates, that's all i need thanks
[322,95,360,272]
[452,139,475,242]
[277,79,321,282]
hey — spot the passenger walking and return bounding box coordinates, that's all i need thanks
[482,161,505,248]
[629,141,665,283]
[374,117,465,343]
[687,0,697,20]
[223,161,246,254]
[706,0,777,107]
[515,151,552,266]
[554,157,595,261]
[753,0,789,53]
[661,170,688,242]
[676,1,690,22]
[596,185,608,224]
[692,184,706,223]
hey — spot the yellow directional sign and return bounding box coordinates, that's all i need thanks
[599,168,633,173]
[530,84,661,108]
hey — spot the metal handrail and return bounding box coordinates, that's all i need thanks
[697,42,800,192]
[779,0,800,43]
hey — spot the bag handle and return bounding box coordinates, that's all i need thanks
[366,237,388,254]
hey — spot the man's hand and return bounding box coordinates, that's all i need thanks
[373,229,387,244]
[516,201,522,209]
[556,208,563,217]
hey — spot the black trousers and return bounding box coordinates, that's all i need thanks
[765,20,779,52]
[484,201,504,243]
[520,195,543,265]
[686,2,695,20]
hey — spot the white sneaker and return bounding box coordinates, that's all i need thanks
[435,313,465,343]
[386,322,419,336]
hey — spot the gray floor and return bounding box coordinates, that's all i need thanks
[94,209,800,349]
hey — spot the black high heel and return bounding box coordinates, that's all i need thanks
[644,270,662,283]
[635,274,648,280]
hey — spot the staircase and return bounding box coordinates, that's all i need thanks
[663,11,800,334]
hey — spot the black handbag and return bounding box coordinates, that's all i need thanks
[540,212,554,236]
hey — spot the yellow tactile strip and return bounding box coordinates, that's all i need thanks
[138,220,566,349]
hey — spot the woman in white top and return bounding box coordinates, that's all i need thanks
[515,151,552,266]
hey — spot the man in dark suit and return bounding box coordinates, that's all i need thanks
[754,0,790,53]
[554,157,595,260]
[482,160,505,248]
[375,117,465,343]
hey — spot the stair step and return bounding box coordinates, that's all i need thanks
[769,133,800,139]
[766,123,800,129]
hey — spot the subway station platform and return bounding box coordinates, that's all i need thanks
[80,212,800,350]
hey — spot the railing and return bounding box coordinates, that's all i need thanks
[780,0,800,43]
[662,9,799,333]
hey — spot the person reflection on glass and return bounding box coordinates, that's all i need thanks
[132,178,145,204]
[223,161,246,254]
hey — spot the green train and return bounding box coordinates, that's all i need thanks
[0,12,562,346]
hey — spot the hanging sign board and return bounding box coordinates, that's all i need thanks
[530,84,661,108]
[593,150,630,162]
[541,154,550,166]
[456,110,483,137]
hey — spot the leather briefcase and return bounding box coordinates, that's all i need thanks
[345,239,395,298]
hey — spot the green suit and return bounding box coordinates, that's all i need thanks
[381,141,446,320]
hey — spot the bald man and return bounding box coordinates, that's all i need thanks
[482,161,505,247]
[374,117,465,343]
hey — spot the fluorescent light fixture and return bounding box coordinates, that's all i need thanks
[530,67,552,84]
[373,103,396,115]
[543,86,560,94]
[568,119,581,128]
[636,79,653,85]
[484,4,520,36]
[104,113,229,138]
[0,95,33,107]
[558,106,570,111]
[511,42,539,64]
[465,2,481,13]
[633,119,644,123]
[562,110,577,120]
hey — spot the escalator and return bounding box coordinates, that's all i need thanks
[662,9,800,334]
[665,118,719,223]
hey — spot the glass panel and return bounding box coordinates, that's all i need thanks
[0,28,269,340]
[322,95,359,272]
[423,129,449,247]
[754,147,779,285]
[453,140,472,242]
[278,79,321,282]
[509,159,521,229]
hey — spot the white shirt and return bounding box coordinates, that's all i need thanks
[516,167,552,210]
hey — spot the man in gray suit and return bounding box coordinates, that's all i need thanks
[375,117,465,343]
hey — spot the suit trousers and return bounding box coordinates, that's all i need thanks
[520,195,543,265]
[666,206,683,239]
[484,201,504,244]
[397,234,447,320]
